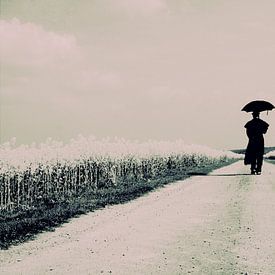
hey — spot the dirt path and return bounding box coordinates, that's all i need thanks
[1,161,275,275]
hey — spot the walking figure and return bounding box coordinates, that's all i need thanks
[244,111,269,175]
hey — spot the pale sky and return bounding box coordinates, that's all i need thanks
[0,0,275,150]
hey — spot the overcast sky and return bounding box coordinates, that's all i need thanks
[1,0,275,150]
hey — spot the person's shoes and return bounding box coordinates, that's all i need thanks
[251,170,256,175]
[256,171,261,175]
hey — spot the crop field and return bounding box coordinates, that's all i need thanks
[0,136,239,214]
[0,136,241,248]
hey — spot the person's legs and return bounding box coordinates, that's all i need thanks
[256,154,263,174]
[250,157,256,174]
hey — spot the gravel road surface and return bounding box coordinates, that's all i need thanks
[1,161,275,275]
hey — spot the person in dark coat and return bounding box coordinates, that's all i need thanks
[244,111,269,174]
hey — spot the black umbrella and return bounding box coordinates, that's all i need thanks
[241,100,274,112]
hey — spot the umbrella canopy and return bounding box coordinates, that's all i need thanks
[241,100,274,112]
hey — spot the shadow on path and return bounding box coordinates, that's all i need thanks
[188,172,251,176]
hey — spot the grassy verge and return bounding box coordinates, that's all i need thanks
[0,159,236,249]
[266,159,275,165]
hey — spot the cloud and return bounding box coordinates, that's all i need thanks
[0,18,81,68]
[2,3,275,148]
[73,70,122,92]
[103,0,168,17]
[0,18,122,101]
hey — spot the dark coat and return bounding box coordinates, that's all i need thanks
[244,118,269,165]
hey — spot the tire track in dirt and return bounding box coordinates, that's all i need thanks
[143,163,253,274]
[234,163,275,275]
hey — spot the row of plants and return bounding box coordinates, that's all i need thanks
[0,136,239,213]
